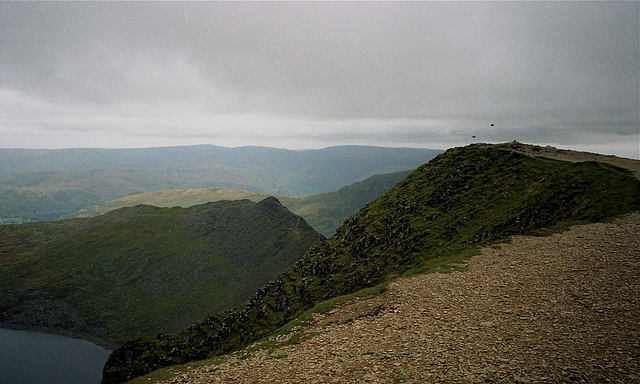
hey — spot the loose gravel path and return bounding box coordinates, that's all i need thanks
[158,212,640,384]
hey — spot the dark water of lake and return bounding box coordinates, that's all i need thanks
[0,328,111,384]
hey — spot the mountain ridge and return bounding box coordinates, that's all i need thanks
[67,170,413,237]
[142,212,640,384]
[102,143,640,383]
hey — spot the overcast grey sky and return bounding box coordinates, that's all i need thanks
[1,1,638,158]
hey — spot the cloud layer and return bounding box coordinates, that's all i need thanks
[1,1,638,158]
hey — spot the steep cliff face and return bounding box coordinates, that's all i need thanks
[102,145,640,383]
[0,197,324,345]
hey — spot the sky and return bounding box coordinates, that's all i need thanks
[0,1,638,158]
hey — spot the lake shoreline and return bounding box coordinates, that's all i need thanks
[0,322,118,350]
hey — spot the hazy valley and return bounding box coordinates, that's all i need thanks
[0,145,440,224]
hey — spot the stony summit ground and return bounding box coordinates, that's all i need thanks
[150,211,640,384]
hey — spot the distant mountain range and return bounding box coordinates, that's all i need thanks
[0,145,441,223]
[101,144,640,383]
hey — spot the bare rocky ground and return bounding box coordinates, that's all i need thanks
[156,211,640,384]
[490,141,640,179]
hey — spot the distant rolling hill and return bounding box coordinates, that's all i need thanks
[68,170,413,237]
[0,145,441,224]
[0,198,324,346]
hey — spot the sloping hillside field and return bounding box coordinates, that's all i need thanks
[102,144,640,383]
[0,198,324,346]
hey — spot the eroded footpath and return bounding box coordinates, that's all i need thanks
[158,212,640,384]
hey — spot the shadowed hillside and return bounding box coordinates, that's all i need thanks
[102,144,640,383]
[0,198,324,346]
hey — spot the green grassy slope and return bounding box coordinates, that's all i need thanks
[284,170,413,237]
[0,198,324,346]
[102,144,640,383]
